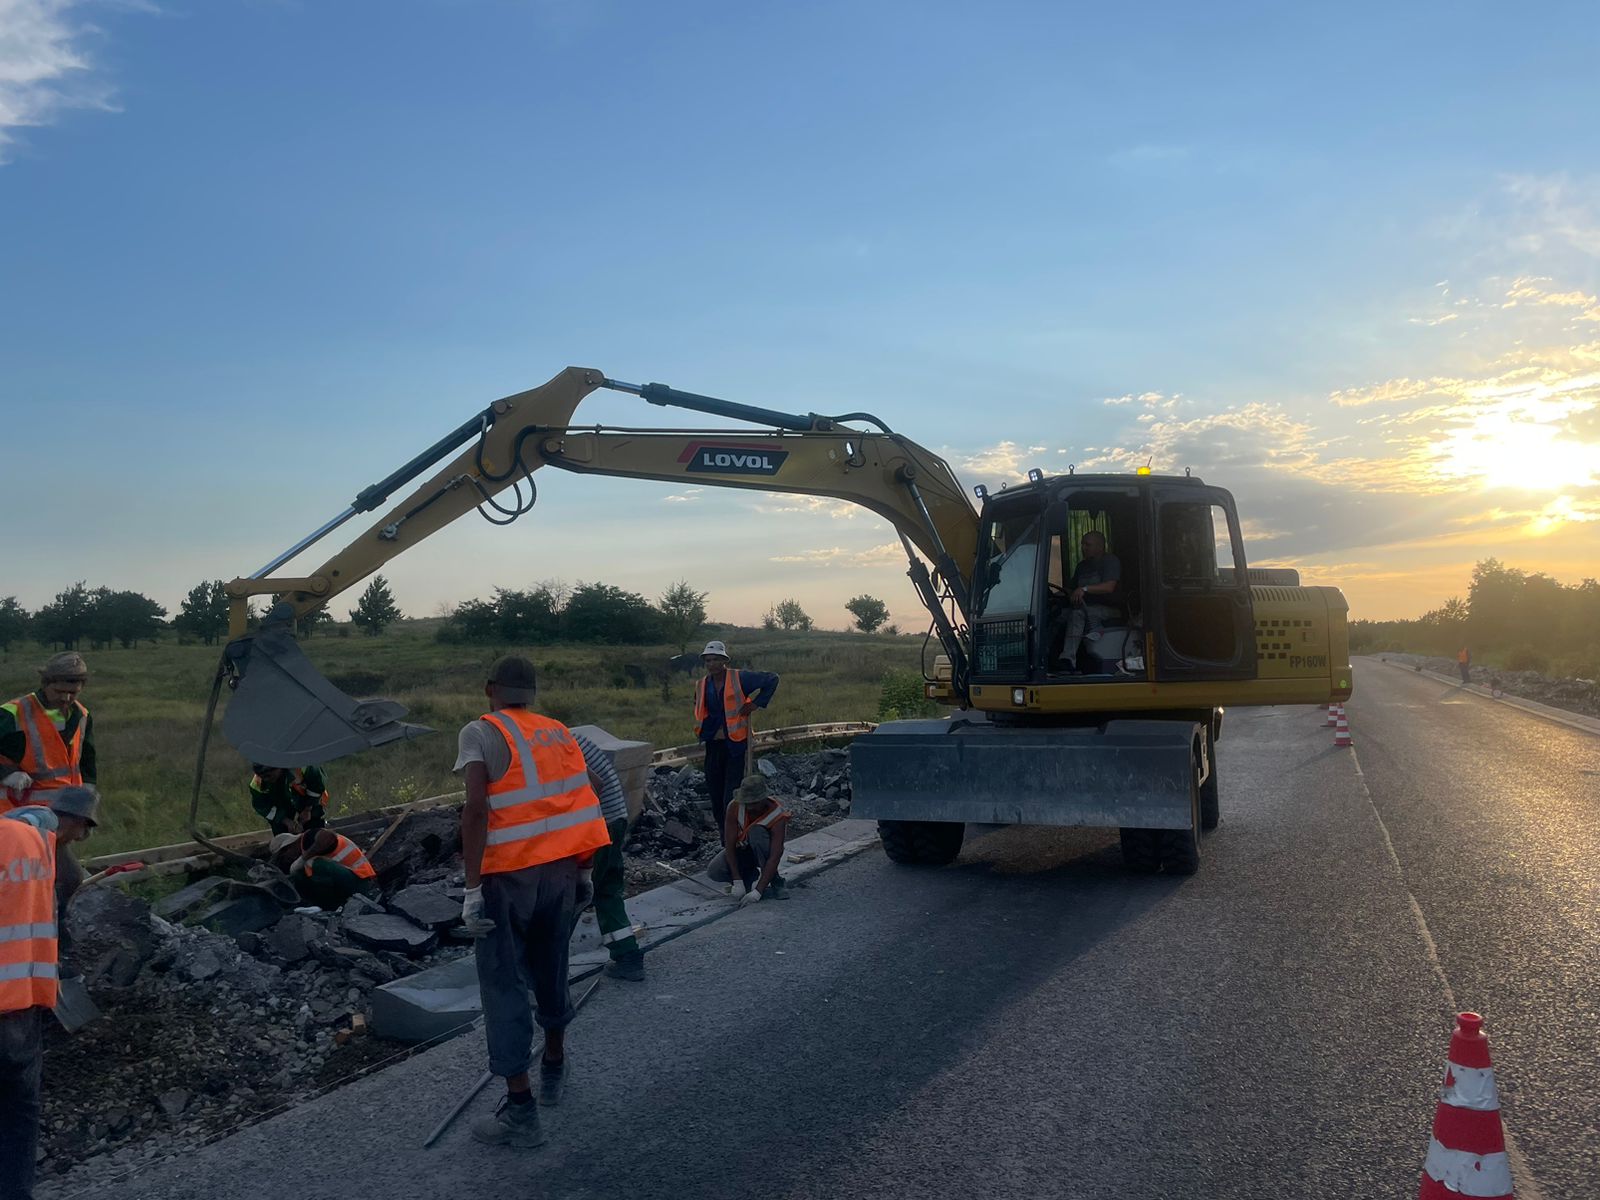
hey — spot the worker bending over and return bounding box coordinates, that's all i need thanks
[289,828,377,909]
[455,656,611,1149]
[44,787,98,976]
[249,763,329,835]
[1,653,95,809]
[0,804,58,1200]
[693,641,779,837]
[708,775,790,904]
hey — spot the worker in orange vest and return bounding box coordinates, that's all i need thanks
[1457,646,1471,686]
[693,640,779,838]
[708,774,792,904]
[289,828,378,908]
[454,655,612,1149]
[1,652,95,808]
[0,804,59,1200]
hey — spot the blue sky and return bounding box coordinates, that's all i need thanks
[3,0,1598,627]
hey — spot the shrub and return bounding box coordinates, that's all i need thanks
[877,669,936,722]
[1503,645,1548,673]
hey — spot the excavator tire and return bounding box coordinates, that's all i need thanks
[1199,726,1220,832]
[1118,827,1160,873]
[1156,753,1203,875]
[878,820,965,866]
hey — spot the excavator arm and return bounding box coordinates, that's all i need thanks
[218,366,978,767]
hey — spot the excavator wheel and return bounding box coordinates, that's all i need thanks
[878,820,965,866]
[1199,726,1220,833]
[1117,827,1160,873]
[1156,752,1203,875]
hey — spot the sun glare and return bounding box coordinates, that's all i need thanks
[1436,413,1598,493]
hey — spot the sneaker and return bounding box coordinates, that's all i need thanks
[604,952,645,982]
[766,877,790,900]
[538,1059,567,1106]
[471,1096,547,1147]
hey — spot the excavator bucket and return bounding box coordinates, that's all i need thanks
[221,622,432,766]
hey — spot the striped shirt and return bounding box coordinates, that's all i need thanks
[455,717,628,825]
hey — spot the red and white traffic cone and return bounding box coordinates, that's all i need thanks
[1334,706,1352,747]
[1326,703,1338,726]
[1418,1012,1514,1199]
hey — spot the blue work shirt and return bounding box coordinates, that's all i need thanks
[698,669,780,742]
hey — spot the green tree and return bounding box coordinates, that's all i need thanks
[0,597,29,652]
[33,582,94,649]
[658,580,709,652]
[494,585,561,642]
[350,576,402,636]
[299,608,336,637]
[845,594,890,633]
[437,598,500,644]
[563,583,664,644]
[83,588,167,649]
[770,598,813,631]
[174,580,231,645]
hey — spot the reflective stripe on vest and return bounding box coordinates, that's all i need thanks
[4,695,85,790]
[0,820,58,1012]
[309,834,375,880]
[693,672,749,742]
[734,801,788,846]
[480,709,611,876]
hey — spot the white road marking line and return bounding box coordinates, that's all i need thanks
[1350,744,1547,1200]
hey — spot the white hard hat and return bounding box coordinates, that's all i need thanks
[700,640,729,659]
[269,833,300,854]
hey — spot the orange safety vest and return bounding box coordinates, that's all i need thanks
[2,694,86,794]
[694,671,750,742]
[733,799,789,848]
[0,816,58,1012]
[308,833,375,880]
[480,709,610,876]
[1458,649,1470,664]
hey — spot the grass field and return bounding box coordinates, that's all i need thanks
[0,624,928,856]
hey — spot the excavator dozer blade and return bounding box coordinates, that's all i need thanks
[221,623,433,766]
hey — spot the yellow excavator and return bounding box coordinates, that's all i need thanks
[203,366,1352,876]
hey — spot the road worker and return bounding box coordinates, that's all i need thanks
[0,804,59,1200]
[454,655,612,1148]
[708,774,791,904]
[693,640,779,838]
[1457,646,1471,686]
[44,786,98,975]
[249,763,329,835]
[288,827,377,909]
[1,653,95,809]
[576,733,645,982]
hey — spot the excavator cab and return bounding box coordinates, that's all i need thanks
[968,473,1257,688]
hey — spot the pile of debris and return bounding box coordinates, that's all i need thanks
[1381,654,1600,720]
[39,810,474,1192]
[624,747,853,889]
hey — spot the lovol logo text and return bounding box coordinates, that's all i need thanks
[684,445,789,476]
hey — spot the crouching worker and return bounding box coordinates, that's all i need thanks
[455,656,612,1148]
[250,764,328,836]
[708,775,790,905]
[289,828,377,909]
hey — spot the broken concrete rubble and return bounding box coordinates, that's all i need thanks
[389,885,462,931]
[342,913,439,956]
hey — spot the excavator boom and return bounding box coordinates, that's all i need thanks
[219,367,978,766]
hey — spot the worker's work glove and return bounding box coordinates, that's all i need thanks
[461,886,495,937]
[724,879,748,900]
[2,771,32,794]
[574,868,594,910]
[740,886,763,907]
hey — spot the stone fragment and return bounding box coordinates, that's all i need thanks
[757,757,779,778]
[390,885,462,931]
[185,950,222,982]
[264,916,319,965]
[196,891,285,939]
[157,1089,189,1118]
[152,877,233,922]
[342,914,438,956]
[662,819,698,847]
[340,893,386,920]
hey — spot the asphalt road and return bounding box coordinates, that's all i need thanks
[57,660,1596,1199]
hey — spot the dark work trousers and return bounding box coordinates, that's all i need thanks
[1458,661,1471,684]
[591,817,639,960]
[0,1007,43,1200]
[703,738,747,840]
[707,825,775,891]
[476,857,579,1078]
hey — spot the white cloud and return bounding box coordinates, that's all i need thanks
[0,0,132,163]
[662,487,703,503]
[769,542,902,567]
[752,495,857,520]
[959,441,1025,476]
